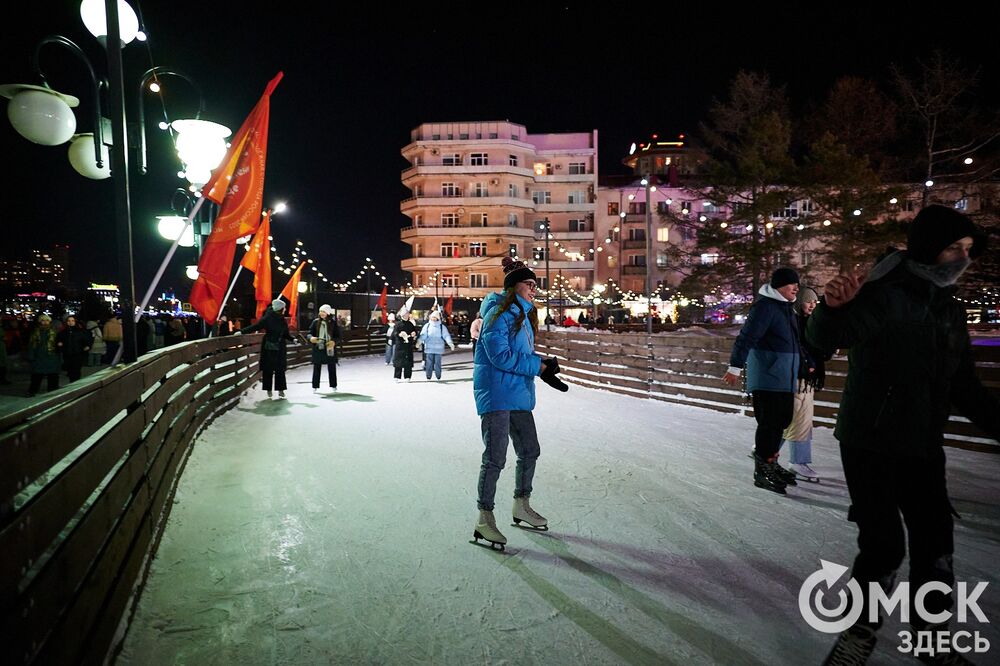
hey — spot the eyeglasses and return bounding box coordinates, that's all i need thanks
[521,281,538,289]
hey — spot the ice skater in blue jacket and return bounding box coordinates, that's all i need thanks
[417,310,455,380]
[470,257,567,550]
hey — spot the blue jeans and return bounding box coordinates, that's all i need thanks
[384,342,393,364]
[424,353,442,379]
[783,439,812,464]
[477,411,540,511]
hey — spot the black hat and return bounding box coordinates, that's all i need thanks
[502,256,537,289]
[907,205,987,264]
[770,267,800,289]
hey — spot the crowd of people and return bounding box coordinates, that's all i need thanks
[0,311,206,397]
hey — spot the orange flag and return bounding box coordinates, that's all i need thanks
[444,295,454,317]
[376,284,388,324]
[240,211,273,319]
[190,72,283,324]
[279,262,306,329]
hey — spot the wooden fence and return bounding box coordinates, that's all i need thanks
[0,328,384,664]
[535,330,1000,454]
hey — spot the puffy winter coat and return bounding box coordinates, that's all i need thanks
[28,328,61,374]
[418,320,454,355]
[473,292,543,415]
[391,319,417,368]
[241,308,294,373]
[308,317,341,364]
[729,284,800,393]
[86,321,106,355]
[807,253,1000,457]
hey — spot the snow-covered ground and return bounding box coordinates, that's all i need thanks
[117,351,1000,665]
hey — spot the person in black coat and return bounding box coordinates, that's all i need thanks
[237,298,295,398]
[391,308,417,381]
[809,206,1000,662]
[308,304,341,392]
[56,315,93,383]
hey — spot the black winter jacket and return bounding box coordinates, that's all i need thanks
[241,309,294,373]
[806,259,1000,456]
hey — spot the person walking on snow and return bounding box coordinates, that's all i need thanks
[778,286,830,482]
[722,267,802,495]
[391,307,417,381]
[471,256,568,550]
[417,310,455,380]
[237,298,295,398]
[809,206,1000,665]
[308,304,341,393]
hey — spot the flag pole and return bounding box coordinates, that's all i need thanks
[210,264,245,337]
[135,196,207,321]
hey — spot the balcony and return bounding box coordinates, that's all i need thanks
[538,260,594,271]
[623,239,647,250]
[533,202,596,214]
[623,265,647,275]
[549,231,593,241]
[401,225,536,240]
[401,164,534,182]
[531,173,595,183]
[401,196,535,213]
[622,213,646,223]
[401,257,498,271]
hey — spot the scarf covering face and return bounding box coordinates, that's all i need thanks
[905,257,972,287]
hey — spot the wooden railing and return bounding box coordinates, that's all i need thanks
[536,330,1000,454]
[0,328,385,664]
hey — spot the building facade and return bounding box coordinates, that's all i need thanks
[400,121,598,303]
[0,244,69,292]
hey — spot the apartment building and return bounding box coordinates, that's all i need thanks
[400,121,598,301]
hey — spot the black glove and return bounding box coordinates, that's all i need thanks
[540,358,569,392]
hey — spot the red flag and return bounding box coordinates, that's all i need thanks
[377,285,388,324]
[240,211,273,319]
[190,73,283,324]
[444,295,453,316]
[279,262,306,329]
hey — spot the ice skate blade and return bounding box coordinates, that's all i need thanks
[796,475,821,483]
[754,480,787,495]
[511,519,548,531]
[469,533,505,551]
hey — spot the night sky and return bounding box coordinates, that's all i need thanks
[2,2,996,299]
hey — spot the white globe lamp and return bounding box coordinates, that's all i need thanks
[68,133,111,179]
[1,85,78,145]
[156,215,194,247]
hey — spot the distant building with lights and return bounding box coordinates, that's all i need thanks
[0,244,69,291]
[400,121,598,303]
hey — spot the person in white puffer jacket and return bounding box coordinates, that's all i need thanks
[417,311,454,380]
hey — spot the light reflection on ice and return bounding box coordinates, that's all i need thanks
[275,514,305,572]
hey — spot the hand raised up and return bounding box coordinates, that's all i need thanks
[824,271,866,308]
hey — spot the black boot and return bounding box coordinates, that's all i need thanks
[753,456,787,495]
[822,624,877,665]
[772,459,798,486]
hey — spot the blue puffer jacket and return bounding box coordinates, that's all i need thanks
[473,292,543,415]
[729,284,800,393]
[418,319,454,354]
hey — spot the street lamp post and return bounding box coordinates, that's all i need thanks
[534,218,551,330]
[644,175,654,335]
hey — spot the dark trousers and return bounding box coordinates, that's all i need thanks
[312,361,337,388]
[103,341,120,364]
[841,444,954,628]
[472,339,477,356]
[393,365,412,380]
[65,355,85,382]
[29,373,59,394]
[751,390,794,460]
[262,369,287,391]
